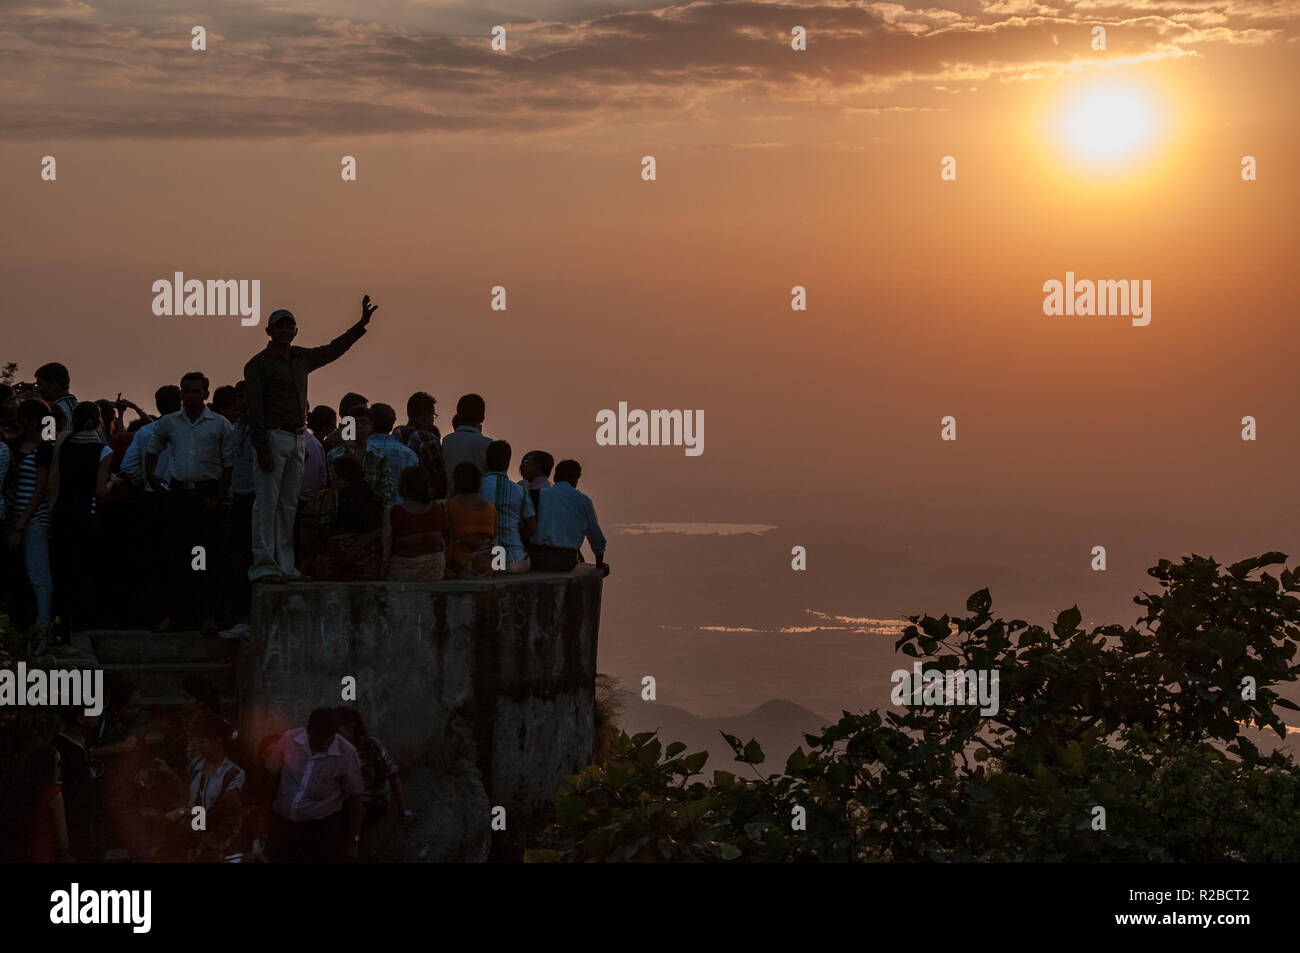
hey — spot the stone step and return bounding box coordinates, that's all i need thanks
[140,693,237,711]
[99,660,235,698]
[83,629,239,664]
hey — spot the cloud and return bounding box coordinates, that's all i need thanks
[0,0,1293,139]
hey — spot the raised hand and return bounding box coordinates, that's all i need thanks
[361,294,379,325]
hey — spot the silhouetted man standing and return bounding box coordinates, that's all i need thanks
[244,296,377,582]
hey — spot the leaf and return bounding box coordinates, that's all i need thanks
[682,751,708,775]
[1054,606,1082,637]
[966,588,992,615]
[666,741,687,758]
[741,740,766,765]
[711,842,742,861]
[785,747,808,772]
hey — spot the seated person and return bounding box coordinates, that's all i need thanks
[387,467,445,581]
[532,458,608,573]
[444,462,497,578]
[301,454,387,581]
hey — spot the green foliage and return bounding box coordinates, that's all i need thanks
[529,552,1300,862]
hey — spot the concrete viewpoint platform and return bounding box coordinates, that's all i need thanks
[239,567,606,847]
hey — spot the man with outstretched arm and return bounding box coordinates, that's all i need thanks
[244,295,378,583]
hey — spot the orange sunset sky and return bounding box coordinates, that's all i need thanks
[2,0,1297,605]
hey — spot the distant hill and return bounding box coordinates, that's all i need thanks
[617,691,831,778]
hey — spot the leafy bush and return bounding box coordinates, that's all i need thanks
[527,552,1300,862]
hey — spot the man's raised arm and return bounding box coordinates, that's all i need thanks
[303,294,378,373]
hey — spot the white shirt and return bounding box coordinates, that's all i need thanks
[148,407,234,483]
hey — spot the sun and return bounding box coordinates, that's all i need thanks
[1059,86,1155,163]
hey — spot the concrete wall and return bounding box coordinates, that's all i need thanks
[239,569,604,851]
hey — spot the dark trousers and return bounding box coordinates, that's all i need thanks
[51,515,99,636]
[123,486,167,625]
[269,811,346,863]
[529,545,580,572]
[162,483,225,623]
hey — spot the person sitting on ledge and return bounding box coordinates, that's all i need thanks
[517,449,553,513]
[386,466,445,581]
[444,461,496,578]
[531,458,607,574]
[481,440,536,574]
[300,454,387,581]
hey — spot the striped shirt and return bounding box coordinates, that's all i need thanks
[53,394,78,434]
[0,442,8,523]
[9,441,53,525]
[481,471,535,565]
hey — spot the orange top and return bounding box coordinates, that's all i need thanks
[445,497,497,573]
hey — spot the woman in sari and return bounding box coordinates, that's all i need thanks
[386,467,445,581]
[444,462,496,578]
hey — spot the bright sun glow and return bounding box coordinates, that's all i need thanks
[1060,88,1154,162]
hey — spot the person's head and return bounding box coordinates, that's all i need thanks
[34,363,70,400]
[332,453,365,490]
[58,705,96,736]
[370,402,397,435]
[397,466,432,503]
[234,379,248,414]
[308,405,337,438]
[455,394,485,426]
[554,459,582,487]
[451,413,462,430]
[345,406,373,444]
[211,384,238,422]
[333,707,366,746]
[485,440,511,473]
[109,676,142,724]
[406,391,436,430]
[15,398,50,437]
[306,707,338,753]
[188,712,230,764]
[520,450,554,483]
[155,384,182,417]
[266,309,298,347]
[338,393,368,418]
[70,401,101,435]
[452,461,482,495]
[180,675,220,715]
[179,372,209,413]
[95,399,118,435]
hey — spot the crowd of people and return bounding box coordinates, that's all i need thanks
[0,294,613,862]
[0,677,408,863]
[1,294,610,644]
